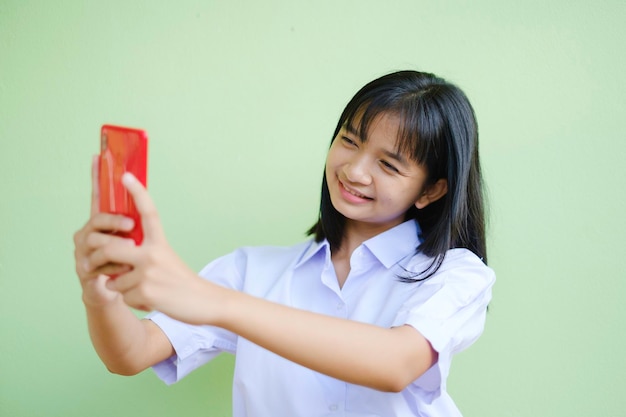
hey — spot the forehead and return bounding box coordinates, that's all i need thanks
[344,112,410,152]
[348,112,399,138]
[342,106,425,165]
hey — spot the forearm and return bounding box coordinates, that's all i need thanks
[84,295,170,375]
[212,285,436,392]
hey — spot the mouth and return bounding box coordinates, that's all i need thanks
[339,180,373,201]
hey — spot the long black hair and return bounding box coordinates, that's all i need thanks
[307,70,487,280]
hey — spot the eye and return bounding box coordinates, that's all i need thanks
[341,136,358,147]
[380,160,400,173]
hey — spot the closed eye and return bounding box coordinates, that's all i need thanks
[341,136,358,147]
[380,160,400,173]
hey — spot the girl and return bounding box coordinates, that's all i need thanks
[74,70,495,416]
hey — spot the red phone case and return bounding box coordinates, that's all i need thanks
[99,124,148,245]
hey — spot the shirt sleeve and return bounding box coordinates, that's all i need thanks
[391,249,495,398]
[146,249,247,385]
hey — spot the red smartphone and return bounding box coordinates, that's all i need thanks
[99,124,148,245]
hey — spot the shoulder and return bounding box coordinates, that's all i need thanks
[233,240,313,265]
[198,240,314,287]
[394,249,495,372]
[439,248,493,277]
[404,248,495,295]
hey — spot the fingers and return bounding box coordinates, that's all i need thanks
[85,237,136,272]
[89,213,135,235]
[91,155,100,217]
[74,212,133,250]
[93,263,133,278]
[74,213,134,256]
[84,230,135,251]
[107,277,151,312]
[104,262,155,312]
[75,214,136,277]
[121,173,165,242]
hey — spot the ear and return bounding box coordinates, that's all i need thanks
[414,179,448,209]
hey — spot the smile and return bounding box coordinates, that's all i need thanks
[339,180,373,201]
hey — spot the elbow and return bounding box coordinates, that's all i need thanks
[105,362,144,377]
[98,351,151,377]
[377,375,414,393]
[363,367,419,393]
[373,356,436,393]
[386,381,410,394]
[108,368,139,377]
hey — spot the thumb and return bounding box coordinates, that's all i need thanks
[121,173,165,243]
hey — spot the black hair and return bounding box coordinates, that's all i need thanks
[307,70,487,281]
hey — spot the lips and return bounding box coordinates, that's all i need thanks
[339,180,373,202]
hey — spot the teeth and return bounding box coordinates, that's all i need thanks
[343,182,368,199]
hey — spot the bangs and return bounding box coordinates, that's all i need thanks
[341,96,445,176]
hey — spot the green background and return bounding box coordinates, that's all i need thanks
[1,1,625,416]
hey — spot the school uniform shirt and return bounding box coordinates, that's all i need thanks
[147,219,495,417]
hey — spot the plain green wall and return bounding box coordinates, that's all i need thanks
[1,1,625,416]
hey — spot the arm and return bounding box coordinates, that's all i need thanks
[216,287,437,392]
[83,292,173,375]
[73,157,173,375]
[87,173,437,391]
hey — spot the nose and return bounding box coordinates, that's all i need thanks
[343,155,372,185]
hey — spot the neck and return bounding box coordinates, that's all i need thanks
[333,220,394,257]
[331,221,396,288]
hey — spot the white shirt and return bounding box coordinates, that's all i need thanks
[148,220,495,417]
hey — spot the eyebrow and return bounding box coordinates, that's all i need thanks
[344,123,360,137]
[383,149,408,165]
[343,123,408,165]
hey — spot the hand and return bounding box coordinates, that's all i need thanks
[83,171,213,323]
[74,156,135,308]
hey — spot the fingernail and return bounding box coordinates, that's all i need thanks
[122,172,136,185]
[105,279,117,291]
[121,218,134,230]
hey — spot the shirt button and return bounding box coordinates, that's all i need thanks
[328,404,338,411]
[336,302,345,310]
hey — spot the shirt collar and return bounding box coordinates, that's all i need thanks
[362,219,423,269]
[295,220,422,270]
[294,238,330,269]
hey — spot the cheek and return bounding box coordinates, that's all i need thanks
[324,158,334,178]
[384,183,423,208]
[325,145,343,174]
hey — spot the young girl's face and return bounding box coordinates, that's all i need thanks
[325,112,432,234]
